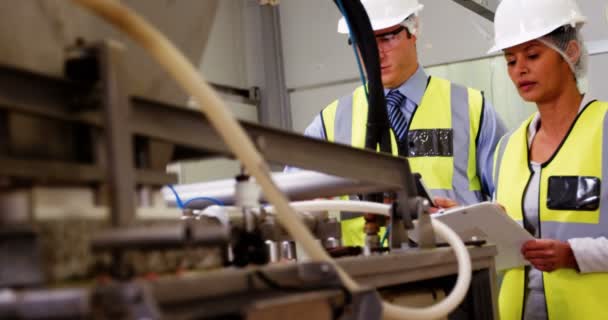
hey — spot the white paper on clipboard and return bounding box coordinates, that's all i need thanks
[409,202,534,271]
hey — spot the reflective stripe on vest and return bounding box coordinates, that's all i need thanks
[495,100,608,320]
[321,77,484,205]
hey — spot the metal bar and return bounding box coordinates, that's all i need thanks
[163,171,394,208]
[0,288,90,319]
[98,41,137,227]
[451,0,496,21]
[0,62,415,193]
[135,170,177,186]
[0,156,104,183]
[210,82,259,105]
[0,64,89,117]
[129,97,414,191]
[90,224,229,252]
[151,246,496,304]
[259,5,292,130]
[0,156,175,186]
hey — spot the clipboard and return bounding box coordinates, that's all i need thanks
[410,202,534,271]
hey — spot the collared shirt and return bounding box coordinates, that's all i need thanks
[303,66,507,197]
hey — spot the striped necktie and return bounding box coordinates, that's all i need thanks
[386,89,408,141]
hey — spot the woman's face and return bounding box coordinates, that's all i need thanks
[504,40,574,103]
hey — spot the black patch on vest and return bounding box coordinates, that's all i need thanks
[407,129,453,157]
[547,176,601,211]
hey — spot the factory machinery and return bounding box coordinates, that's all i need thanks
[0,1,498,319]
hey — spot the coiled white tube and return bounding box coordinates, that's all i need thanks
[383,218,472,320]
[69,2,471,318]
[264,200,472,319]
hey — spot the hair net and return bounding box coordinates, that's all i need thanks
[539,25,588,79]
[401,14,420,37]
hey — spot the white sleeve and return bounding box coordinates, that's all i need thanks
[568,237,608,273]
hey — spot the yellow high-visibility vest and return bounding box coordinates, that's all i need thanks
[321,77,483,246]
[494,100,608,320]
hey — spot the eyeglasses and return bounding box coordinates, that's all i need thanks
[348,25,407,51]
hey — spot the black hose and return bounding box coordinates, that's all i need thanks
[333,0,391,153]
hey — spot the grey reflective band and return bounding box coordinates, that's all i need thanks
[602,106,608,225]
[493,131,513,198]
[450,84,472,195]
[407,129,453,157]
[334,94,354,144]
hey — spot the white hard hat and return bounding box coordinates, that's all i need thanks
[337,0,424,34]
[488,0,586,53]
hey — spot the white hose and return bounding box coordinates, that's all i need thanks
[263,200,391,217]
[383,218,472,320]
[264,200,472,319]
[70,1,471,318]
[71,0,356,291]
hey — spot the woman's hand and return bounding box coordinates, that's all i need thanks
[429,196,459,213]
[522,239,579,272]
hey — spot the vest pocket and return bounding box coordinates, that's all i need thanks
[547,176,601,211]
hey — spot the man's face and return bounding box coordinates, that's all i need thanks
[374,24,418,88]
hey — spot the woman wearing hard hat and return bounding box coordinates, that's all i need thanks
[490,0,608,319]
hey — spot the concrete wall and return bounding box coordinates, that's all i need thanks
[180,0,264,183]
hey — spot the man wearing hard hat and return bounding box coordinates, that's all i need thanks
[303,0,506,246]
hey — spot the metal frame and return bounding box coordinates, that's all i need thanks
[0,40,498,319]
[0,41,417,232]
[0,245,497,319]
[0,53,414,192]
[98,41,137,227]
[259,4,292,130]
[451,0,496,21]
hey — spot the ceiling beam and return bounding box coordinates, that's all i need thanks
[451,0,498,22]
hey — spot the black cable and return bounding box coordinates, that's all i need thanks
[333,0,391,153]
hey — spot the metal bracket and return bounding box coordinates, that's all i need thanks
[388,201,406,250]
[388,165,417,249]
[414,197,435,249]
[451,0,497,22]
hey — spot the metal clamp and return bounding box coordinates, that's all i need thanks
[414,197,436,249]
